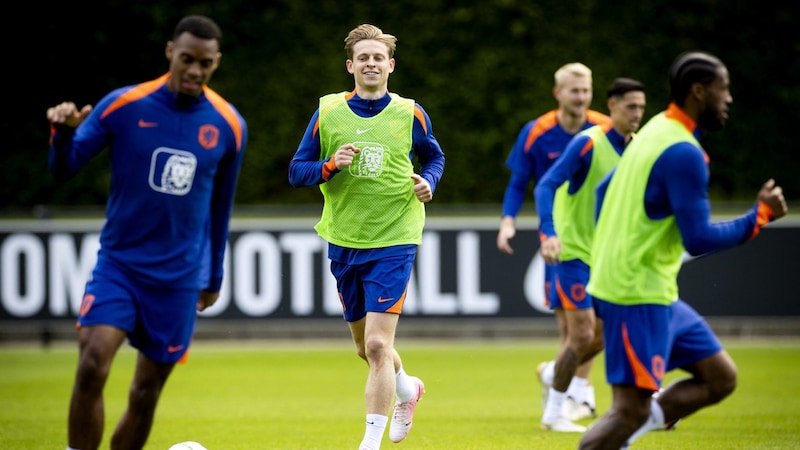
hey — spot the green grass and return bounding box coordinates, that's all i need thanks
[2,338,799,449]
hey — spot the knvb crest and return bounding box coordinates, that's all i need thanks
[198,124,219,150]
[349,141,384,178]
[148,147,197,195]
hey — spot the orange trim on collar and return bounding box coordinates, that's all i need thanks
[664,103,696,132]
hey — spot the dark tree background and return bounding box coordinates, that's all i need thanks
[5,0,798,216]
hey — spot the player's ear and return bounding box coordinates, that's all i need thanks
[166,41,174,60]
[690,82,706,102]
[212,52,222,71]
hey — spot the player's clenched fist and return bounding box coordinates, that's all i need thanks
[334,143,360,169]
[411,173,432,203]
[758,178,788,219]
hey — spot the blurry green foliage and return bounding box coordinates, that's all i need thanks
[5,0,798,215]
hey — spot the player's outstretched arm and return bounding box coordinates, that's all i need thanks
[46,102,92,128]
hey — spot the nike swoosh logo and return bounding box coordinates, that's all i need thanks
[356,128,372,134]
[377,297,394,303]
[167,345,184,353]
[138,119,158,128]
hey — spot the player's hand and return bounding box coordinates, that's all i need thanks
[197,290,220,312]
[333,143,360,169]
[497,216,516,255]
[540,236,562,265]
[411,174,432,203]
[46,101,92,128]
[758,179,788,220]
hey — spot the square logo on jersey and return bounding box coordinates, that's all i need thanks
[349,141,384,178]
[148,147,197,196]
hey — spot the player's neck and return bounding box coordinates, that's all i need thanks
[557,109,586,134]
[355,86,388,100]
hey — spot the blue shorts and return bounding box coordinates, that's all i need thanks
[330,254,415,322]
[549,259,592,311]
[79,256,199,364]
[595,297,722,391]
[666,299,723,371]
[543,263,554,308]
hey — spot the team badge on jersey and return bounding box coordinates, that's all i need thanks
[350,141,384,178]
[198,124,219,150]
[149,147,197,195]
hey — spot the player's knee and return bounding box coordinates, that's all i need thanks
[363,336,391,361]
[618,400,651,430]
[706,361,737,403]
[588,333,604,356]
[712,367,737,402]
[568,327,595,351]
[76,352,113,388]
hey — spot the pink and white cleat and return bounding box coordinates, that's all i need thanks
[389,376,425,443]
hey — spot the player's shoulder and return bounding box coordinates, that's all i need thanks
[533,110,559,126]
[529,110,560,135]
[586,110,612,127]
[95,76,169,120]
[664,141,707,163]
[204,87,246,121]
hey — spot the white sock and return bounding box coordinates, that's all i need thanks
[582,384,596,409]
[542,387,568,424]
[360,414,388,450]
[565,378,595,409]
[567,376,589,401]
[395,367,415,402]
[626,398,665,445]
[67,447,83,450]
[541,360,555,386]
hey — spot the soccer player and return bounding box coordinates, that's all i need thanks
[288,24,445,450]
[578,51,787,449]
[497,62,611,431]
[46,15,247,450]
[534,78,647,432]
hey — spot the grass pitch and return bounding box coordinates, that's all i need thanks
[1,338,799,449]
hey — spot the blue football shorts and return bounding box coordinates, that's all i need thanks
[665,299,723,371]
[330,254,415,322]
[595,297,722,391]
[543,263,554,309]
[549,258,593,311]
[79,256,200,364]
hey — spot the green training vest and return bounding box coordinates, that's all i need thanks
[314,92,424,248]
[587,112,700,306]
[553,125,619,263]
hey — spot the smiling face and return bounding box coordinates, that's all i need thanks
[165,31,221,97]
[554,73,593,120]
[346,39,395,99]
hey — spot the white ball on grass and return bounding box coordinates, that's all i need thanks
[168,442,208,450]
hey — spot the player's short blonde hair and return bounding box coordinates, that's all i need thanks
[344,24,397,60]
[554,62,592,88]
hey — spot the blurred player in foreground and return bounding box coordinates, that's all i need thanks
[288,24,445,450]
[579,51,787,449]
[47,15,246,450]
